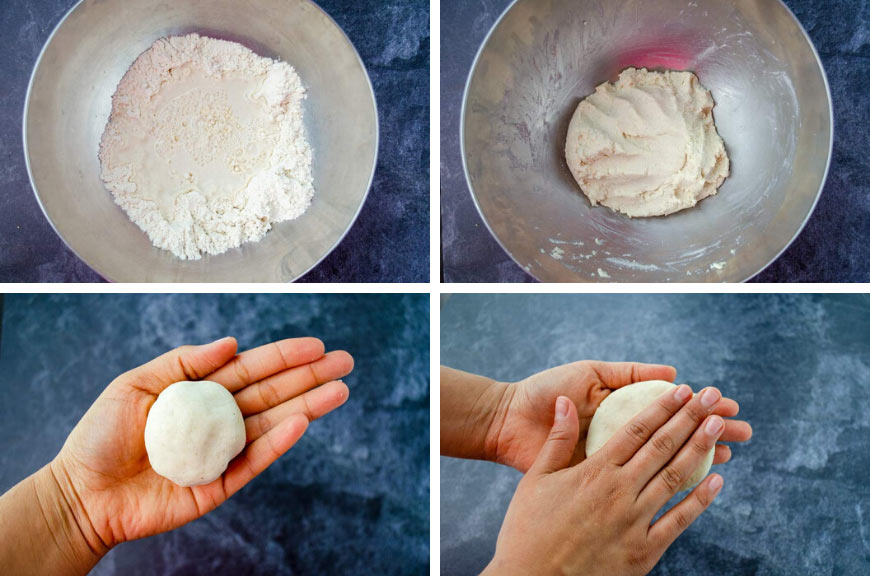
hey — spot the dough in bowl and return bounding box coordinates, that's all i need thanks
[144,380,246,487]
[585,380,714,492]
[565,68,730,218]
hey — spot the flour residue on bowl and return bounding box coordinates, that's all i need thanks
[99,34,314,260]
[464,0,828,283]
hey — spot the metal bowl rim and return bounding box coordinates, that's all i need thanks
[460,0,834,283]
[23,0,380,283]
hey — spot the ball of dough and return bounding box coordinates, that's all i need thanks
[585,380,714,492]
[144,380,246,487]
[565,67,730,218]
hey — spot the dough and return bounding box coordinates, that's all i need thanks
[585,380,714,492]
[144,380,246,487]
[565,68,730,218]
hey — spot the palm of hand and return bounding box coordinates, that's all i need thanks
[53,337,353,548]
[58,386,228,544]
[492,362,620,472]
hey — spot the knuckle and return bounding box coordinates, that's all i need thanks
[176,354,200,380]
[660,465,683,492]
[660,396,679,416]
[258,379,281,407]
[271,341,292,368]
[674,509,693,532]
[685,401,708,424]
[578,459,605,486]
[695,487,712,508]
[627,420,649,442]
[249,415,266,440]
[626,546,654,571]
[300,395,315,420]
[599,471,626,501]
[650,432,675,456]
[691,436,711,456]
[232,359,252,384]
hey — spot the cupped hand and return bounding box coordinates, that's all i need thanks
[487,361,752,472]
[484,385,732,576]
[50,337,353,554]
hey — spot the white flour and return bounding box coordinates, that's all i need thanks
[99,34,314,260]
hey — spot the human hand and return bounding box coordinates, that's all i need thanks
[484,361,752,472]
[48,337,353,557]
[484,385,731,576]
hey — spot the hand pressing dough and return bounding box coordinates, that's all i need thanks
[585,380,714,492]
[565,68,730,218]
[144,380,246,487]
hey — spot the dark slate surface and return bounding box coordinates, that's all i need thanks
[440,0,870,283]
[0,294,430,574]
[0,0,429,283]
[441,294,870,575]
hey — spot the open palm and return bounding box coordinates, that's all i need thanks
[490,361,751,473]
[52,337,353,549]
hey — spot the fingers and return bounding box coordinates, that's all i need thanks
[712,397,739,418]
[120,337,239,394]
[234,351,354,415]
[245,380,349,443]
[720,419,753,443]
[222,414,309,498]
[598,384,692,465]
[587,361,677,389]
[712,419,752,464]
[531,397,580,475]
[648,474,723,551]
[713,444,731,465]
[624,387,722,485]
[206,338,327,392]
[638,414,724,509]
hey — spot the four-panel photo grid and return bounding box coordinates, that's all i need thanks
[1,0,868,575]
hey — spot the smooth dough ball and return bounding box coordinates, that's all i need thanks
[565,67,730,218]
[144,380,246,487]
[585,380,714,492]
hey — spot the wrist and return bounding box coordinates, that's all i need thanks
[33,460,109,571]
[483,555,537,576]
[481,380,516,464]
[441,367,514,462]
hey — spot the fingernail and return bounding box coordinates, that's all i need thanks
[674,385,691,402]
[701,388,720,408]
[207,336,233,345]
[709,475,723,494]
[705,416,724,435]
[555,397,569,420]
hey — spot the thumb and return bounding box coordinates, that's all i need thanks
[531,396,580,475]
[116,337,239,394]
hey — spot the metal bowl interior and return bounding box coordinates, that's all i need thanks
[25,0,378,282]
[462,0,832,282]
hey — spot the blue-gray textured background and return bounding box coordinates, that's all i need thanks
[440,0,870,283]
[0,0,429,283]
[441,294,870,575]
[0,293,430,575]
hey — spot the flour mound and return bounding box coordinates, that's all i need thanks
[99,34,314,260]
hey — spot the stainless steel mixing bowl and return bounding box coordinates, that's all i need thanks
[462,0,832,282]
[24,0,378,282]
